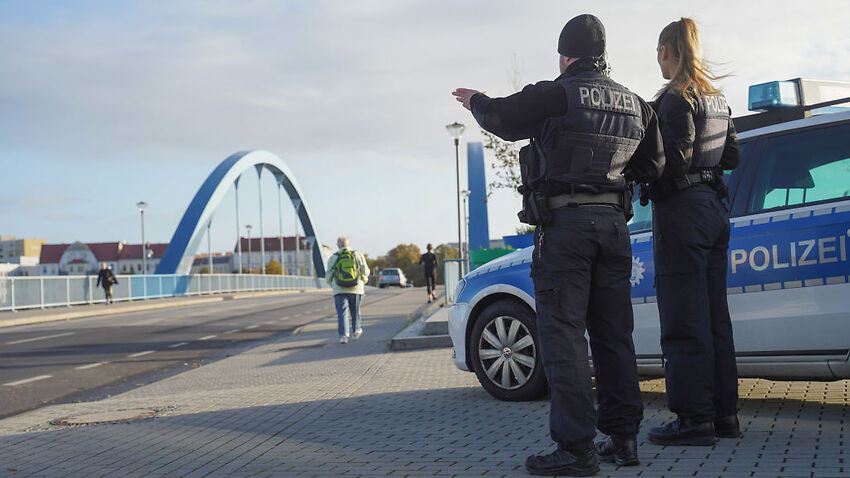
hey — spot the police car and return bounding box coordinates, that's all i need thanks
[448,78,850,401]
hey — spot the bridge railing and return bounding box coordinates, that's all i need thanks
[0,274,327,312]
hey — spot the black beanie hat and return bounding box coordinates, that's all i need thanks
[558,14,606,58]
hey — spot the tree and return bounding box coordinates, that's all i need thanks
[385,243,422,287]
[199,266,210,274]
[366,243,459,287]
[483,128,523,195]
[266,260,282,275]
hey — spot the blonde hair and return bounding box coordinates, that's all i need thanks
[657,18,724,104]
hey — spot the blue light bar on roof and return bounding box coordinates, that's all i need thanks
[748,80,800,111]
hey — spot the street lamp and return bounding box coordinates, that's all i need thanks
[136,201,148,275]
[461,189,471,273]
[446,121,466,274]
[245,224,253,273]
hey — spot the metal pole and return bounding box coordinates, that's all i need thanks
[207,220,213,274]
[235,177,243,274]
[140,209,146,276]
[454,138,464,275]
[463,193,471,272]
[256,165,266,275]
[294,201,300,276]
[277,180,284,275]
[247,225,252,273]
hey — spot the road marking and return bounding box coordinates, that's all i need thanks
[76,362,107,370]
[128,350,155,358]
[246,325,259,330]
[199,335,217,341]
[292,325,305,335]
[168,342,189,348]
[5,332,75,345]
[223,329,240,335]
[4,375,53,386]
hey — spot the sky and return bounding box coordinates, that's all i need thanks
[1,0,849,258]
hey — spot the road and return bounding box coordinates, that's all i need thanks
[0,288,407,418]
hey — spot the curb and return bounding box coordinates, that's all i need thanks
[390,300,452,351]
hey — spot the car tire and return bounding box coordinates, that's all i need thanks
[379,284,385,289]
[469,300,547,401]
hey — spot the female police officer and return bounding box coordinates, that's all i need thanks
[646,18,742,446]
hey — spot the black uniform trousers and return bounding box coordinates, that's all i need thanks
[532,205,643,451]
[652,185,738,423]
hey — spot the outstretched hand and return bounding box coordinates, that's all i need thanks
[452,88,483,111]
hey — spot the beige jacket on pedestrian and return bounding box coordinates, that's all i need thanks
[326,248,370,295]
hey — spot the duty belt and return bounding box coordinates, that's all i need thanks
[548,191,622,209]
[675,170,717,190]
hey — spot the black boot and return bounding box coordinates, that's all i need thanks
[595,435,639,466]
[648,418,718,446]
[714,414,741,438]
[525,448,599,476]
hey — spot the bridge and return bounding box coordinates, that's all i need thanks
[155,150,326,277]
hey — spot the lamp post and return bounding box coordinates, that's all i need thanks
[246,224,253,273]
[461,189,471,272]
[136,201,148,275]
[446,121,466,275]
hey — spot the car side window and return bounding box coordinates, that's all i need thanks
[627,190,652,233]
[747,122,850,213]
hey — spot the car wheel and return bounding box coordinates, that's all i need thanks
[379,284,385,289]
[469,300,546,401]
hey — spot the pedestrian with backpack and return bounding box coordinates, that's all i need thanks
[326,237,370,344]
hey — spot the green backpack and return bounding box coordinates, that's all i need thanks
[333,249,360,287]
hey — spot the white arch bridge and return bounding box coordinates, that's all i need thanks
[156,150,326,277]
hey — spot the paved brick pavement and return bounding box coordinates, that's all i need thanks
[0,288,847,477]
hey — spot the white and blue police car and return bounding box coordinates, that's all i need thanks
[448,78,850,401]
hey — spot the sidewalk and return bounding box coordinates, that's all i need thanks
[1,288,848,477]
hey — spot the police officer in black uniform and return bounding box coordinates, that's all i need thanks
[645,18,742,446]
[454,14,665,476]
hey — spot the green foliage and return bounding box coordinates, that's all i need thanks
[199,266,210,274]
[482,128,523,195]
[366,243,460,287]
[265,260,282,275]
[515,225,536,235]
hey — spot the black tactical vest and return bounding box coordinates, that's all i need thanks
[538,72,645,194]
[691,93,729,170]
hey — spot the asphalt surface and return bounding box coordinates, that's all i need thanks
[0,288,403,418]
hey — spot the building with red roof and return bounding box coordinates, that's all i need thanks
[38,241,169,276]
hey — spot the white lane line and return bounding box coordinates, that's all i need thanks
[4,375,53,386]
[76,362,107,370]
[245,325,259,330]
[168,342,189,349]
[128,350,155,358]
[6,332,75,345]
[199,335,217,341]
[223,329,240,335]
